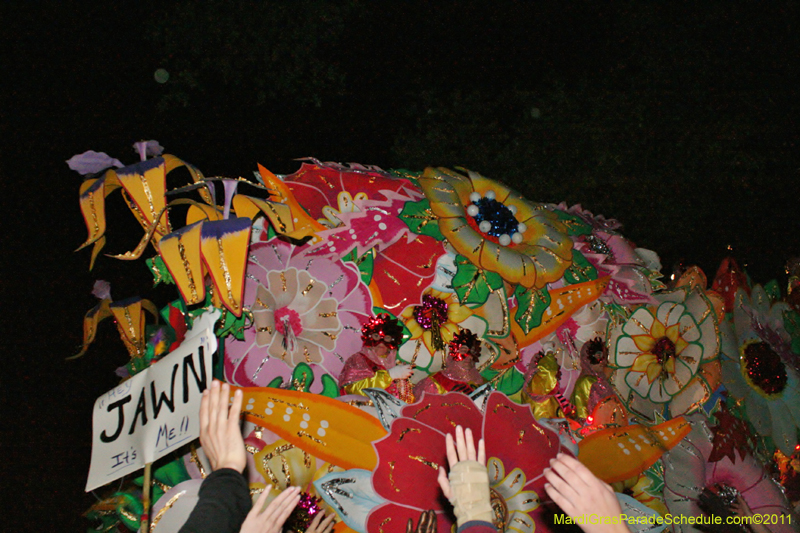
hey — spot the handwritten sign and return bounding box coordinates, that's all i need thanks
[85,310,219,491]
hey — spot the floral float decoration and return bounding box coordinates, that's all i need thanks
[70,142,800,532]
[315,390,568,533]
[720,285,800,455]
[607,282,720,422]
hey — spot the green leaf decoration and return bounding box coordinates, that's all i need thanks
[320,373,340,398]
[563,249,598,284]
[783,309,800,355]
[290,363,315,392]
[604,302,632,325]
[552,209,593,236]
[147,255,175,286]
[764,279,781,302]
[216,307,248,341]
[452,254,505,305]
[399,198,444,240]
[646,268,667,293]
[388,169,422,187]
[344,248,375,285]
[481,366,525,396]
[372,307,413,345]
[513,285,552,334]
[267,376,284,388]
[642,459,665,496]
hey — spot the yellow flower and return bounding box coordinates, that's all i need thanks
[400,289,473,370]
[418,167,573,289]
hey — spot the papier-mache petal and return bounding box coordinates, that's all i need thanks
[67,150,124,175]
[482,394,563,493]
[372,417,448,509]
[200,217,252,316]
[399,391,484,437]
[314,469,386,533]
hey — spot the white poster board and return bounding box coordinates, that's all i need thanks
[85,310,219,491]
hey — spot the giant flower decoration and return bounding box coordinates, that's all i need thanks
[720,285,800,455]
[225,238,372,393]
[418,167,573,289]
[398,289,482,372]
[662,414,795,532]
[366,392,568,533]
[608,286,719,420]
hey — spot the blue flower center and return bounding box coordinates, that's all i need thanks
[471,198,519,237]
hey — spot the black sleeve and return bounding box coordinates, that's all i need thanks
[178,468,252,533]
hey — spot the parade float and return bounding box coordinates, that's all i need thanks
[70,142,800,532]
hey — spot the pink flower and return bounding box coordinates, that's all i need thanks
[224,238,372,393]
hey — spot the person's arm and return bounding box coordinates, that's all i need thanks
[179,380,250,533]
[543,453,629,533]
[436,426,494,533]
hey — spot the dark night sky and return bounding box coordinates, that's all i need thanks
[2,1,799,530]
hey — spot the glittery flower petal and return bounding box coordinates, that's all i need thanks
[506,509,536,533]
[483,394,562,491]
[632,334,656,353]
[289,339,324,366]
[678,343,703,373]
[614,336,643,367]
[770,401,798,454]
[622,309,655,336]
[300,299,341,331]
[291,270,326,314]
[745,391,771,435]
[400,391,484,436]
[372,418,448,508]
[254,309,276,346]
[631,353,658,373]
[267,268,299,308]
[668,378,709,416]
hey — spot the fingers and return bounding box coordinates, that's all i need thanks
[229,388,243,432]
[318,512,336,533]
[261,486,302,527]
[250,485,273,515]
[477,438,486,466]
[454,426,469,462]
[216,382,231,433]
[444,433,458,469]
[544,480,575,517]
[437,466,452,500]
[547,454,590,494]
[543,461,581,514]
[464,428,477,462]
[552,453,600,489]
[308,510,325,531]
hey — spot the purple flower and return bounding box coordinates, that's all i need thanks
[66,150,124,175]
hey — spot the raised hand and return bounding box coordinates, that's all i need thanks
[239,486,302,533]
[543,453,628,533]
[199,380,246,473]
[437,425,485,500]
[436,425,491,527]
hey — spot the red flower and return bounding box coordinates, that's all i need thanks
[367,392,569,533]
